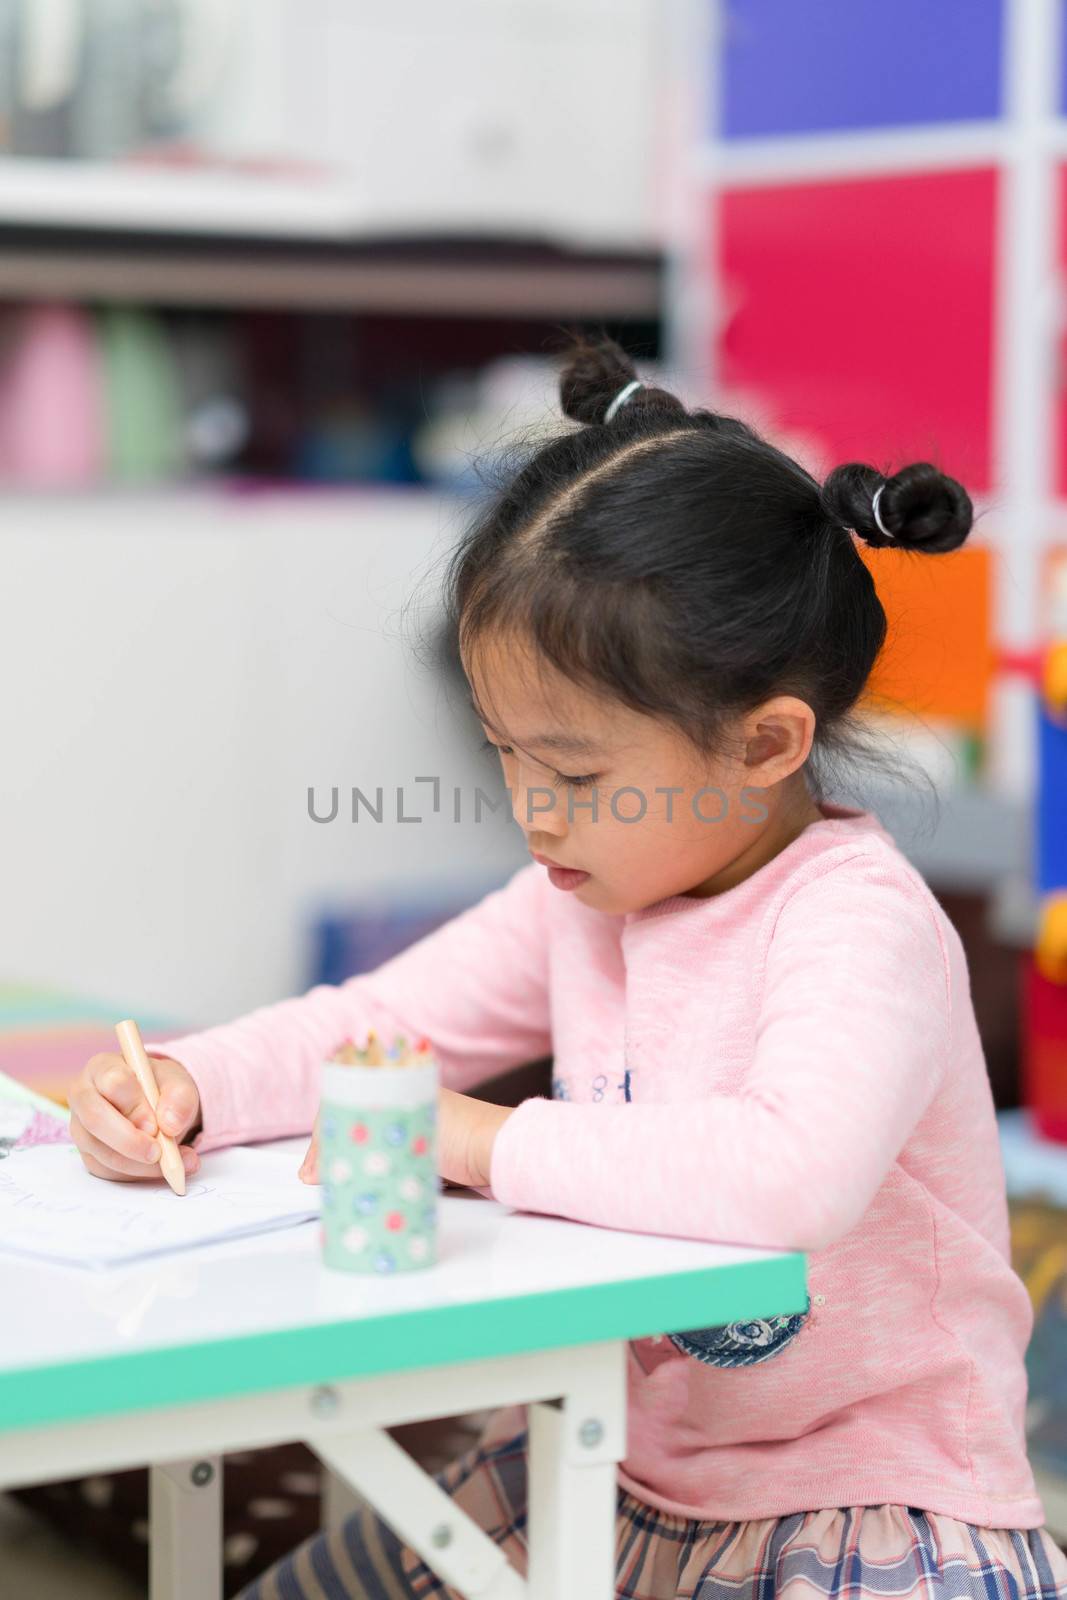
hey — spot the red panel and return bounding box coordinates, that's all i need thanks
[1023,952,1067,1143]
[717,170,996,490]
[1055,167,1067,499]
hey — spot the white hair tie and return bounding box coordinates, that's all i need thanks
[871,483,894,540]
[602,378,643,424]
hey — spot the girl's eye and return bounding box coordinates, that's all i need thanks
[480,736,598,791]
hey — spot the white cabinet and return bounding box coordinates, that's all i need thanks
[0,0,667,246]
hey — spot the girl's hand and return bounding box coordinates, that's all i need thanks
[298,1116,320,1184]
[69,1052,202,1183]
[436,1088,512,1191]
[296,1091,512,1191]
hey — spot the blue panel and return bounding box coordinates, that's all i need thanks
[719,0,1003,139]
[307,879,504,988]
[1037,704,1067,895]
[309,906,458,988]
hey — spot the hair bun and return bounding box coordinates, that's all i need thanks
[559,334,639,425]
[821,460,973,554]
[558,333,687,428]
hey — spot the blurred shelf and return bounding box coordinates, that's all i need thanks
[864,782,1031,898]
[999,1109,1067,1205]
[0,481,427,503]
[0,226,664,318]
[0,160,366,238]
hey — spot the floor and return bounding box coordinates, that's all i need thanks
[0,1493,143,1599]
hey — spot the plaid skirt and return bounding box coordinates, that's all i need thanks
[236,1424,1067,1600]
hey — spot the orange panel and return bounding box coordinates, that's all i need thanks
[857,545,994,731]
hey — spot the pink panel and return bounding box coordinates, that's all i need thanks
[717,170,996,490]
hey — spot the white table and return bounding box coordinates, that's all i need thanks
[0,1140,807,1600]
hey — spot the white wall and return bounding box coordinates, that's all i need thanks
[0,488,527,1027]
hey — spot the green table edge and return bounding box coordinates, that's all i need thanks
[0,1252,806,1433]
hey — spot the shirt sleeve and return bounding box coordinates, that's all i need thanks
[151,861,551,1153]
[489,856,952,1253]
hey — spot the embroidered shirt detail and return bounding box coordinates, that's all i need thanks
[666,1298,811,1368]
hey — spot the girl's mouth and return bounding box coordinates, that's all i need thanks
[530,851,591,891]
[546,865,590,891]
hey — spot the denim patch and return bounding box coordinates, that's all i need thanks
[666,1297,811,1368]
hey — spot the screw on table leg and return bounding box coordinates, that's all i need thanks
[309,1385,341,1419]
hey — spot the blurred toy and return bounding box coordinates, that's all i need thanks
[1037,895,1067,987]
[1022,552,1067,1140]
[0,303,105,485]
[1044,639,1067,725]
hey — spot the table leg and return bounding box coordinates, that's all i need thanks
[313,1425,524,1598]
[321,1463,364,1530]
[311,1342,625,1599]
[149,1456,222,1600]
[527,1401,618,1600]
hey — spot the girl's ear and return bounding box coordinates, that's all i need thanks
[742,698,816,779]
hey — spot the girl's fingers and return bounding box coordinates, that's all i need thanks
[70,1052,202,1184]
[73,1123,201,1182]
[71,1083,162,1166]
[152,1060,200,1140]
[80,1149,144,1183]
[72,1122,162,1179]
[298,1132,319,1184]
[77,1055,157,1135]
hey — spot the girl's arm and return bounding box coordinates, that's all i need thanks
[488,856,952,1253]
[152,861,551,1152]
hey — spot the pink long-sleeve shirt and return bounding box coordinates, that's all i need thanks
[154,802,1043,1527]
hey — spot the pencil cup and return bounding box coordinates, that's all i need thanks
[319,1059,438,1274]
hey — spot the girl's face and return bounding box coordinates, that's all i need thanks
[464,632,820,916]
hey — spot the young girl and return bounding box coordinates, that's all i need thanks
[71,338,1067,1600]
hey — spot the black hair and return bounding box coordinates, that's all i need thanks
[441,334,974,808]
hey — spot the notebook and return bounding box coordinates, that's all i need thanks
[0,1141,320,1270]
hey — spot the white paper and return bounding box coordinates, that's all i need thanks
[0,1143,320,1270]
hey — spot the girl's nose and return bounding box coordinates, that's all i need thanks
[511,781,567,836]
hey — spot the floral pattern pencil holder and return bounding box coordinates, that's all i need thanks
[319,1057,438,1274]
